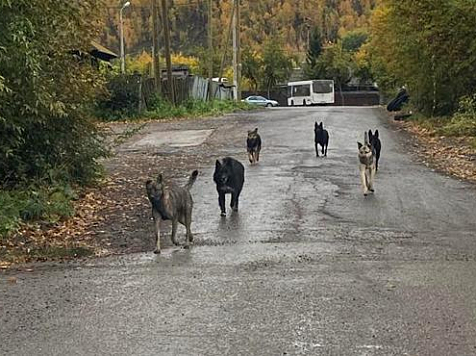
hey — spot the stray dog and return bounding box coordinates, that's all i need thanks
[247,128,262,164]
[358,132,376,196]
[213,157,245,216]
[145,170,198,254]
[314,122,329,157]
[368,129,381,171]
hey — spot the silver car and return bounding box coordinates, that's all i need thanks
[242,95,279,107]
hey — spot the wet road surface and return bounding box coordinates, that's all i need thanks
[2,107,476,355]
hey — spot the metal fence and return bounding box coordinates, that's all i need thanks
[140,75,234,110]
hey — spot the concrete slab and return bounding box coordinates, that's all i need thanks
[132,129,214,148]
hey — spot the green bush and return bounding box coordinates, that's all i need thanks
[143,97,253,120]
[440,95,476,137]
[0,184,75,238]
[94,74,142,121]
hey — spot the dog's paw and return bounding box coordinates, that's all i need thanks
[232,207,238,212]
[153,249,161,254]
[369,188,375,192]
[183,245,190,250]
[220,212,227,217]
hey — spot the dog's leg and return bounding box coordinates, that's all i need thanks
[360,165,369,196]
[368,165,376,192]
[248,151,253,164]
[315,142,319,157]
[324,143,328,157]
[170,218,179,246]
[152,209,162,254]
[232,192,240,211]
[218,192,226,216]
[184,211,193,249]
[256,149,260,162]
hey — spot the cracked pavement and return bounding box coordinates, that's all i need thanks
[2,107,476,355]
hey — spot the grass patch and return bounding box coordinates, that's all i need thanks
[0,184,76,239]
[98,97,255,122]
[408,95,476,138]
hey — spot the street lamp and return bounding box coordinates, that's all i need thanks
[120,1,131,74]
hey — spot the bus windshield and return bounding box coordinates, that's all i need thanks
[312,81,333,94]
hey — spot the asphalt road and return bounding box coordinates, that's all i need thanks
[2,107,476,356]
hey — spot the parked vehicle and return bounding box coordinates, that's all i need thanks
[242,95,279,107]
[287,80,335,106]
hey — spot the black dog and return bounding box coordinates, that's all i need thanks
[247,128,262,164]
[213,157,245,217]
[368,129,382,171]
[314,122,329,157]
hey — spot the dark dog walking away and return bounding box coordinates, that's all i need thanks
[368,129,381,171]
[314,122,329,157]
[145,170,198,254]
[213,157,245,217]
[247,128,262,164]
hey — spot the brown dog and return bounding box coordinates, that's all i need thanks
[145,170,198,253]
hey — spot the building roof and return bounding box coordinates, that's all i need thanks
[90,41,118,61]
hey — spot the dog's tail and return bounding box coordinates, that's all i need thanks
[364,131,370,145]
[185,170,199,190]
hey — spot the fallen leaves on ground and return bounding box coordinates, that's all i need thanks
[399,121,476,182]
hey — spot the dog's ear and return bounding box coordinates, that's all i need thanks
[364,131,369,145]
[315,122,318,128]
[156,174,163,184]
[254,128,258,133]
[215,160,221,169]
[319,122,323,128]
[368,130,373,139]
[374,129,379,138]
[358,142,363,149]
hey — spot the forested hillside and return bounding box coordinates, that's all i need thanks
[101,0,378,57]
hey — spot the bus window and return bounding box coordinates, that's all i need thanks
[293,85,310,96]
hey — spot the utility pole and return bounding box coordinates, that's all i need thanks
[151,0,161,93]
[207,0,213,101]
[119,1,131,74]
[218,3,234,82]
[160,0,175,105]
[232,0,241,101]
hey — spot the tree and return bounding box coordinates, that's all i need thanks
[341,30,368,52]
[369,0,476,115]
[260,40,293,98]
[306,26,323,68]
[0,0,107,187]
[316,42,352,89]
[241,48,262,93]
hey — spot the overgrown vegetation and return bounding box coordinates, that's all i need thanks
[369,0,476,117]
[0,0,107,239]
[97,87,253,122]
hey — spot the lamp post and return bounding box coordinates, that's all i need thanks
[120,1,131,74]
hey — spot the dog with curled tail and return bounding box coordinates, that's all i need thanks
[145,170,198,253]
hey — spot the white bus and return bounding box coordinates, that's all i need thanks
[287,80,335,106]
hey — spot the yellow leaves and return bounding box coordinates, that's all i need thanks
[402,121,476,183]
